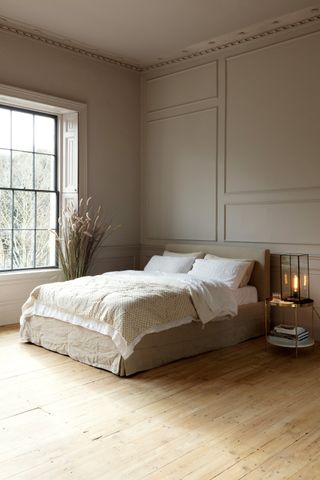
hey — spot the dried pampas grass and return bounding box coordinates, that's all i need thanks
[51,197,119,280]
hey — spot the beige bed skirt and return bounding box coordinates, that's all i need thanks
[21,302,264,376]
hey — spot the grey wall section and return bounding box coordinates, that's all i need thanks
[0,30,140,249]
[2,23,320,331]
[0,31,140,325]
[141,26,320,335]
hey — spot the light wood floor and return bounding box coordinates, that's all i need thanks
[1,325,320,480]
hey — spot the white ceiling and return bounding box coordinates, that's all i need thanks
[0,0,319,66]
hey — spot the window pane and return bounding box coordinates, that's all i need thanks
[0,150,11,188]
[0,190,12,229]
[0,230,12,270]
[36,192,57,229]
[13,230,34,269]
[35,115,55,154]
[0,108,11,149]
[36,230,56,267]
[35,154,55,190]
[12,151,33,189]
[0,106,58,271]
[12,111,33,152]
[14,191,35,229]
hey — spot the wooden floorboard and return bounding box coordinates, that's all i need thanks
[1,326,320,479]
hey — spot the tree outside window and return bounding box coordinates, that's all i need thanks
[0,106,58,271]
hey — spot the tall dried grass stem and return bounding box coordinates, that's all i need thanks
[51,199,119,280]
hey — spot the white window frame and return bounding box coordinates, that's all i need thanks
[0,83,88,279]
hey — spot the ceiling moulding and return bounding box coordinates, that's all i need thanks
[0,21,143,72]
[0,13,320,73]
[143,13,320,71]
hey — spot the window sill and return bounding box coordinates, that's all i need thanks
[0,268,63,284]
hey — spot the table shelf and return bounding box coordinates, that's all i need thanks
[264,298,315,357]
[267,335,315,349]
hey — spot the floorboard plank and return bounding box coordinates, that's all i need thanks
[1,326,320,480]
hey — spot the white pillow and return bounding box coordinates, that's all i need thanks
[204,254,255,287]
[163,250,204,259]
[144,255,195,274]
[188,258,252,288]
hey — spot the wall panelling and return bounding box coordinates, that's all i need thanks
[142,25,320,329]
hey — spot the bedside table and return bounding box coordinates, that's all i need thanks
[264,298,315,357]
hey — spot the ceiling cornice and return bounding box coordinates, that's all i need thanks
[0,21,143,72]
[0,12,319,74]
[143,13,320,71]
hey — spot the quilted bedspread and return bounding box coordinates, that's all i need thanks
[20,271,238,359]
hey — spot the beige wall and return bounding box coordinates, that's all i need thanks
[2,23,320,329]
[0,30,140,247]
[141,27,320,330]
[0,31,140,325]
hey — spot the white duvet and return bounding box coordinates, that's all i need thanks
[20,271,238,359]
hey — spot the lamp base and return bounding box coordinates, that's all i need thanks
[285,297,313,305]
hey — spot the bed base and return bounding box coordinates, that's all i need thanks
[21,302,264,376]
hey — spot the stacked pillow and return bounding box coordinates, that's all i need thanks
[163,250,204,259]
[144,255,196,274]
[144,250,203,274]
[203,254,254,288]
[143,250,255,288]
[188,257,254,288]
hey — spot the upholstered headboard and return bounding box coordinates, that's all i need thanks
[165,244,270,301]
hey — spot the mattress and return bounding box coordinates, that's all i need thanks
[21,286,262,376]
[19,245,270,376]
[232,286,258,305]
[21,300,264,376]
[20,271,239,359]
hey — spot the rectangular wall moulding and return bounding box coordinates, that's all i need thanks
[225,31,320,194]
[144,108,217,241]
[225,201,320,244]
[146,61,217,112]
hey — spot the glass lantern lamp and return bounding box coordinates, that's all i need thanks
[280,254,312,304]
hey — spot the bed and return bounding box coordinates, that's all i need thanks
[20,244,270,376]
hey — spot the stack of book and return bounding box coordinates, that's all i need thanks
[270,324,309,344]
